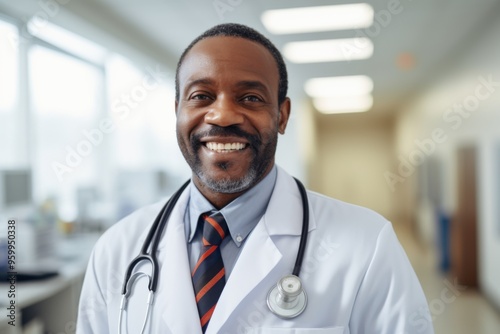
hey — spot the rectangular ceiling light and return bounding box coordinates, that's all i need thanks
[313,95,373,114]
[305,75,373,98]
[283,38,373,63]
[305,75,374,114]
[262,3,373,34]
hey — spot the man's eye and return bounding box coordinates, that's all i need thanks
[242,95,262,102]
[191,94,211,100]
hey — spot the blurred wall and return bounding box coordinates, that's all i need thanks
[394,12,500,307]
[304,6,500,309]
[308,112,397,222]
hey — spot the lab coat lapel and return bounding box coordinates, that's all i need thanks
[158,185,203,334]
[206,214,283,333]
[206,167,309,333]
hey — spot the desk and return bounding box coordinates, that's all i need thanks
[0,234,99,334]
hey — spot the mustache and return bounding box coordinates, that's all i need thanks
[191,126,262,148]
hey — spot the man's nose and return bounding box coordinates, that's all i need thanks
[204,97,244,127]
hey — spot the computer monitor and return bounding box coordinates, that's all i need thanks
[0,169,32,211]
[0,169,58,266]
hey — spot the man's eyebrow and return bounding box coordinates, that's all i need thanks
[235,80,269,93]
[183,78,215,93]
[182,78,271,95]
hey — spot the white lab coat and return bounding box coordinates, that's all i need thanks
[77,167,434,334]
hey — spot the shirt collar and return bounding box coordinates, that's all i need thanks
[187,165,277,247]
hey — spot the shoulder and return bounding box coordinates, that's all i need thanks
[92,200,166,260]
[307,190,388,231]
[275,166,390,240]
[306,190,394,257]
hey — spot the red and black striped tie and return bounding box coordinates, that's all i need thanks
[192,211,229,333]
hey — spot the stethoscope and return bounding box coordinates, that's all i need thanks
[118,177,309,333]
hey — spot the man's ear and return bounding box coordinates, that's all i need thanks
[278,97,291,134]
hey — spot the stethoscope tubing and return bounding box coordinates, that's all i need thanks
[291,178,309,276]
[120,180,190,295]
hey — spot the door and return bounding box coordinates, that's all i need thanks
[451,145,478,287]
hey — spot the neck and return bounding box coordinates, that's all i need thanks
[195,185,244,210]
[192,166,274,209]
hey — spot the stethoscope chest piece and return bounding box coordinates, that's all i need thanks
[267,275,307,319]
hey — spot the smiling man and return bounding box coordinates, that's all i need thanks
[77,24,433,334]
[175,27,290,209]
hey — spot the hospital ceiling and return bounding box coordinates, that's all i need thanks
[2,0,500,119]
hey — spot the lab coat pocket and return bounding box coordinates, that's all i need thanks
[243,327,344,334]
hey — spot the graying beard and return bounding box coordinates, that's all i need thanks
[196,168,257,194]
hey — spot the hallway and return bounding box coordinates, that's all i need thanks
[394,222,500,333]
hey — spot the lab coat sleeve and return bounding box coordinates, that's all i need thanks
[76,246,110,334]
[349,222,434,334]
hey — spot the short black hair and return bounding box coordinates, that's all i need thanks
[175,23,288,105]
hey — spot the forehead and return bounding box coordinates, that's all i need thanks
[178,36,279,94]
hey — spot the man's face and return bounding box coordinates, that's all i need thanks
[176,36,290,194]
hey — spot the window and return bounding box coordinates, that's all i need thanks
[29,45,105,219]
[0,13,187,224]
[106,55,185,172]
[0,18,22,167]
[106,55,189,214]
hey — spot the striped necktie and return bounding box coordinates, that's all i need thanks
[192,211,229,333]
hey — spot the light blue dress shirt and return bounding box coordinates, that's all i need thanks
[184,166,277,278]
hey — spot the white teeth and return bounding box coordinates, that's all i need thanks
[206,142,246,152]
